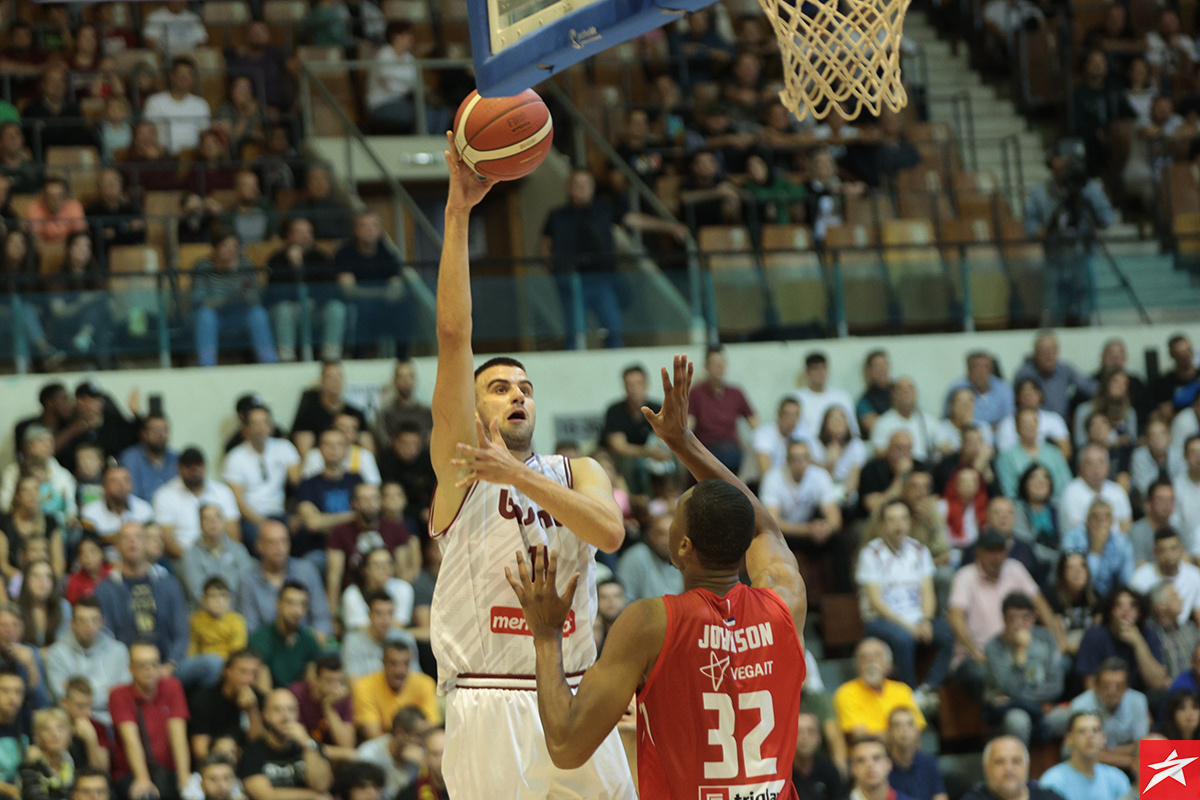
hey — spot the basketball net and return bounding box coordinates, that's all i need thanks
[758,0,912,120]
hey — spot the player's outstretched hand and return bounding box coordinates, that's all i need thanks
[450,415,524,488]
[505,546,579,641]
[445,131,497,212]
[642,354,693,445]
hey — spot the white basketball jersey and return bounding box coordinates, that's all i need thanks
[429,454,599,693]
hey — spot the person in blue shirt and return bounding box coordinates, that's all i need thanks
[944,352,1015,429]
[886,708,947,800]
[118,414,178,502]
[1039,711,1132,800]
[292,428,362,569]
[1060,500,1134,597]
[1075,585,1170,694]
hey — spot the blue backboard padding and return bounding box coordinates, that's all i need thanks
[470,0,720,97]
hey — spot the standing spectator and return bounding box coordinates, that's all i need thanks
[290,361,368,459]
[43,597,129,720]
[945,351,1015,430]
[119,415,177,503]
[687,346,758,473]
[266,217,344,364]
[351,642,439,740]
[1129,482,1182,565]
[238,689,333,800]
[1066,659,1148,772]
[856,500,952,704]
[602,365,669,493]
[1130,527,1200,623]
[869,378,941,461]
[109,641,190,800]
[326,483,414,608]
[886,710,947,800]
[191,231,278,368]
[1075,586,1169,694]
[181,511,254,606]
[615,515,682,602]
[248,583,321,690]
[846,736,915,800]
[80,465,154,543]
[332,212,406,355]
[833,638,926,738]
[1058,444,1133,532]
[1060,500,1134,597]
[188,651,264,758]
[237,523,331,640]
[959,736,1066,800]
[793,352,860,437]
[153,449,241,559]
[1013,333,1098,420]
[995,409,1074,500]
[1039,712,1132,800]
[791,711,843,800]
[142,58,212,155]
[142,0,208,58]
[373,359,432,449]
[223,406,301,543]
[25,177,87,247]
[983,592,1067,744]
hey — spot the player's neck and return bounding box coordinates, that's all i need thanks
[683,571,740,597]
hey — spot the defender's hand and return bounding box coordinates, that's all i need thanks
[451,416,525,488]
[445,131,497,212]
[505,546,579,641]
[642,354,693,447]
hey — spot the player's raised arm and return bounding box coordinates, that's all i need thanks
[643,355,806,632]
[429,133,496,531]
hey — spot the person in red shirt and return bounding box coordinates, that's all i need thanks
[63,536,110,605]
[504,355,805,799]
[108,641,190,800]
[687,346,759,474]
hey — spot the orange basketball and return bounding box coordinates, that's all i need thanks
[452,89,554,181]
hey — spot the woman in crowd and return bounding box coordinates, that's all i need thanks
[1074,368,1137,452]
[1061,499,1133,597]
[0,427,76,533]
[941,467,988,550]
[995,378,1072,457]
[1152,689,1200,739]
[0,476,63,581]
[995,408,1074,500]
[44,232,113,368]
[1013,463,1061,569]
[18,559,70,648]
[812,405,866,505]
[341,547,415,630]
[1051,551,1100,657]
[63,535,108,605]
[214,76,266,157]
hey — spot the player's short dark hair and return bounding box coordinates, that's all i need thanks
[203,576,230,595]
[1001,591,1034,616]
[683,480,754,570]
[474,356,527,379]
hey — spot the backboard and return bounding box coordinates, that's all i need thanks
[467,0,720,97]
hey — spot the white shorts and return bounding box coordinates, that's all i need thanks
[443,683,636,800]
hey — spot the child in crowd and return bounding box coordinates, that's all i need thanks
[9,536,50,597]
[63,535,108,605]
[189,577,248,660]
[72,444,104,511]
[60,677,109,771]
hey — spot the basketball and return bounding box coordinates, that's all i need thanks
[452,89,554,181]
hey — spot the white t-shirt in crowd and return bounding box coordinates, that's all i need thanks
[759,464,839,524]
[223,438,301,518]
[994,409,1070,451]
[752,424,814,474]
[301,445,382,485]
[869,409,941,460]
[856,536,934,626]
[142,91,212,154]
[1057,477,1133,532]
[80,496,154,537]
[152,477,241,550]
[1130,560,1200,625]
[142,7,208,56]
[792,386,860,438]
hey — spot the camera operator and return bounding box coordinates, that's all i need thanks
[1023,144,1115,326]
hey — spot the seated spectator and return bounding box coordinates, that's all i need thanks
[187,752,242,800]
[1151,687,1200,739]
[600,365,669,492]
[43,597,128,720]
[341,550,413,631]
[237,522,331,641]
[292,429,361,564]
[1131,527,1200,623]
[680,150,743,229]
[377,427,435,525]
[118,415,177,503]
[840,111,922,189]
[1059,445,1132,532]
[142,0,208,57]
[1013,464,1061,564]
[859,432,924,519]
[802,148,863,242]
[945,351,1015,430]
[342,595,417,680]
[23,65,92,149]
[936,390,994,458]
[811,406,868,503]
[616,514,683,602]
[290,166,352,241]
[189,650,263,758]
[352,641,439,739]
[961,497,1045,585]
[26,176,87,246]
[177,191,222,244]
[1039,711,1132,800]
[996,409,1074,501]
[366,24,424,134]
[793,352,860,437]
[181,506,253,604]
[142,57,212,155]
[332,210,407,348]
[721,51,771,118]
[0,669,27,788]
[373,360,432,448]
[948,530,1065,697]
[1132,421,1183,502]
[1067,658,1148,772]
[1014,333,1098,419]
[983,592,1067,744]
[847,736,914,800]
[224,406,301,543]
[154,448,241,559]
[885,707,947,800]
[0,125,40,195]
[356,706,429,798]
[934,423,998,498]
[1153,333,1199,419]
[120,121,179,192]
[238,689,333,800]
[221,171,278,245]
[289,652,354,756]
[80,465,154,543]
[300,413,379,485]
[253,125,301,199]
[996,379,1072,457]
[327,482,413,601]
[63,536,109,605]
[191,230,278,368]
[864,468,952,572]
[0,473,65,580]
[856,500,952,703]
[394,727,446,800]
[791,710,843,800]
[109,641,190,800]
[687,104,757,174]
[941,467,990,550]
[1146,9,1195,79]
[18,706,75,798]
[98,96,133,164]
[266,217,343,364]
[214,77,265,158]
[593,579,626,654]
[225,22,292,113]
[16,559,69,647]
[1173,435,1200,543]
[1130,482,1181,566]
[41,232,115,366]
[249,582,322,690]
[84,168,146,258]
[754,398,808,477]
[183,130,239,196]
[290,361,368,458]
[0,424,76,524]
[1074,369,1138,457]
[960,735,1068,800]
[1075,586,1169,694]
[190,578,248,662]
[1079,418,1130,493]
[667,8,731,86]
[761,440,849,588]
[833,638,925,738]
[1146,581,1200,677]
[1061,500,1134,597]
[869,378,941,461]
[299,0,352,47]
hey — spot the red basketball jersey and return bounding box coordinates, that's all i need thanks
[637,583,803,800]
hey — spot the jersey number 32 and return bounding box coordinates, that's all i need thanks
[703,691,776,780]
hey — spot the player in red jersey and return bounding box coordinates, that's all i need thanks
[507,355,807,800]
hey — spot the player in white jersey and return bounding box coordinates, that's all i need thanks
[427,134,636,799]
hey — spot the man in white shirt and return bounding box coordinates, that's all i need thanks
[301,411,382,485]
[753,396,810,476]
[869,378,941,460]
[223,403,301,544]
[792,351,860,437]
[856,499,953,708]
[142,0,208,57]
[365,23,420,131]
[1130,528,1200,626]
[80,465,154,542]
[1058,444,1133,532]
[141,56,212,154]
[152,447,241,558]
[1174,435,1200,541]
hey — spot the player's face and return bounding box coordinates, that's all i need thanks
[475,365,536,451]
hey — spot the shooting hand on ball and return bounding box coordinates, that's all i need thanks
[445,131,496,212]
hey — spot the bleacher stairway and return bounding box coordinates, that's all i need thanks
[906,11,1200,322]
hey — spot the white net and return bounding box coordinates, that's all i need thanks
[758,0,912,120]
